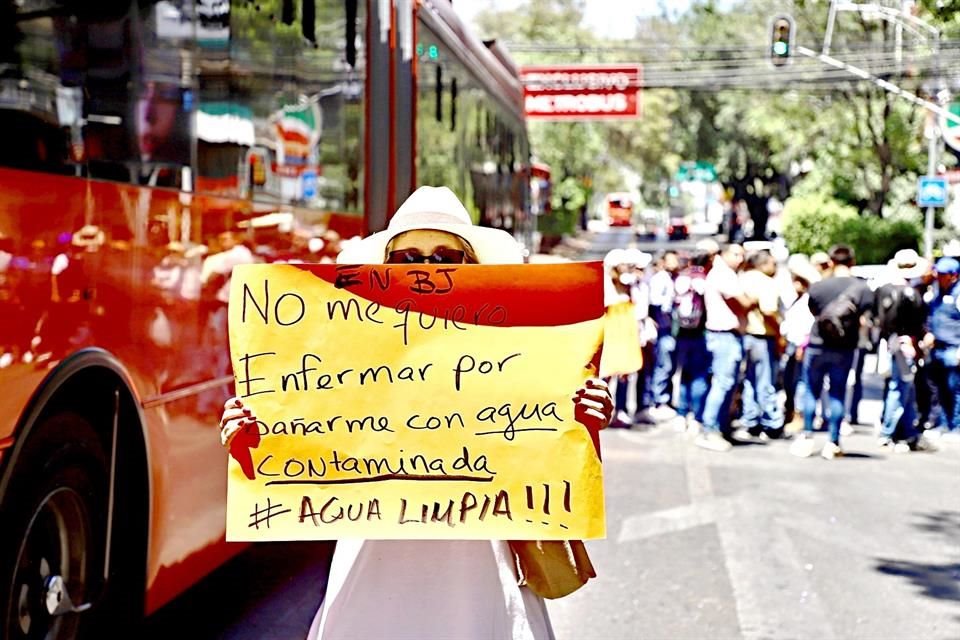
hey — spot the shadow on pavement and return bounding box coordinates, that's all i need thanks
[874,559,960,603]
[873,510,960,611]
[142,541,335,639]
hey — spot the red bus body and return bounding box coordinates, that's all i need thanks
[606,193,634,227]
[0,0,529,634]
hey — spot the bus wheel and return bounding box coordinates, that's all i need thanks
[1,414,107,640]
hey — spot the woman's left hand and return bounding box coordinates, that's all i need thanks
[572,378,613,433]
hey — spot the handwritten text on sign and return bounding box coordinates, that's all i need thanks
[226,262,606,540]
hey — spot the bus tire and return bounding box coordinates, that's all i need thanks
[0,412,108,640]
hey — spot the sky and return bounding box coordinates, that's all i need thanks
[455,0,731,40]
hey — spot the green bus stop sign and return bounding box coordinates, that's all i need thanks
[942,101,960,153]
[676,161,717,183]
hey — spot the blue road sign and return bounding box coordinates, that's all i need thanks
[918,176,948,208]
[302,170,317,200]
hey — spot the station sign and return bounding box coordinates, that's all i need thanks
[520,64,643,121]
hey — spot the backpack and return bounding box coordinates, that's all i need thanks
[817,286,860,345]
[673,268,706,331]
[876,283,925,337]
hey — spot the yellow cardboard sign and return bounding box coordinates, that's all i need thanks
[599,301,643,377]
[226,262,606,540]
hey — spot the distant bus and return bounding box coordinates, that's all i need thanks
[605,193,634,227]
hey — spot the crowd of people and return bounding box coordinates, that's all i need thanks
[602,238,960,458]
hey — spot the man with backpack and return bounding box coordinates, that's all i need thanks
[874,249,934,452]
[791,245,874,459]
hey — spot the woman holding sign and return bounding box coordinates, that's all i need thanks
[220,187,612,640]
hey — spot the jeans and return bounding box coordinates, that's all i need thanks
[931,347,960,431]
[741,335,783,431]
[881,344,920,442]
[802,346,855,444]
[702,331,744,433]
[675,333,709,422]
[650,332,676,406]
[613,375,629,414]
[846,347,867,423]
[782,342,804,420]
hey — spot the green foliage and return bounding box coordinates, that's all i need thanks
[783,192,921,265]
[539,176,586,236]
[782,192,858,256]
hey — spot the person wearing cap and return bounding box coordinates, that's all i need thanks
[667,249,712,433]
[810,251,832,277]
[219,187,613,639]
[698,243,754,452]
[874,249,934,452]
[603,248,646,426]
[627,249,657,425]
[924,256,960,438]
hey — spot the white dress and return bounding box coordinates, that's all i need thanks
[307,540,555,640]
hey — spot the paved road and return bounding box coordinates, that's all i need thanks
[547,408,960,640]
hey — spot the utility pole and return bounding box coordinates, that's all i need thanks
[926,121,939,258]
[814,1,951,257]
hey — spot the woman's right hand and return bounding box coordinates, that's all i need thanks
[220,397,256,448]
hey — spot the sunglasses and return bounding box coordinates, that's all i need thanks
[386,247,466,264]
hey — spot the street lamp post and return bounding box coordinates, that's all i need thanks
[926,123,939,259]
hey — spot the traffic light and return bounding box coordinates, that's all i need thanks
[770,15,794,66]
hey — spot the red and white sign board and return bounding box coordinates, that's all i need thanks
[520,64,643,121]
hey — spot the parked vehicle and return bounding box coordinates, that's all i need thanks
[667,217,690,240]
[605,193,635,227]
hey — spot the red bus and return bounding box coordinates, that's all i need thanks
[0,1,529,636]
[605,192,634,227]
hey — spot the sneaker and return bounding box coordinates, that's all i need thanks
[840,421,854,437]
[784,416,805,435]
[633,408,656,425]
[908,435,938,452]
[892,441,911,454]
[821,442,843,460]
[694,431,732,452]
[790,434,817,458]
[686,419,704,439]
[648,405,678,422]
[877,436,894,449]
[668,414,688,432]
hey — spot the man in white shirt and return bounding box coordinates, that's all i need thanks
[697,243,754,451]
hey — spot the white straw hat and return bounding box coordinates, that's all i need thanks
[336,186,523,265]
[887,248,930,280]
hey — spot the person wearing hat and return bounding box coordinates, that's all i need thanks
[220,186,613,639]
[874,249,934,452]
[781,256,821,428]
[924,256,960,439]
[602,248,645,426]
